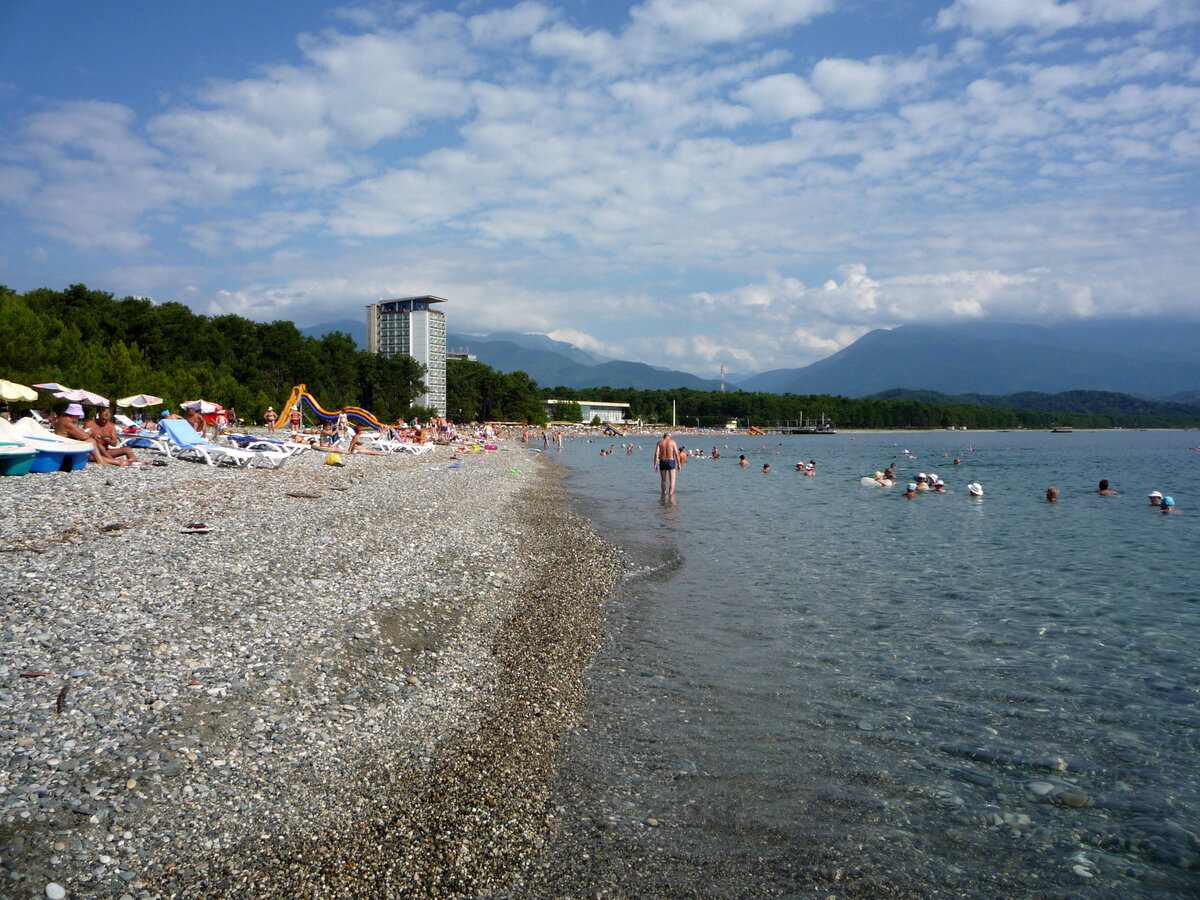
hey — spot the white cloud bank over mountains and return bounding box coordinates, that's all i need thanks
[1,0,1198,376]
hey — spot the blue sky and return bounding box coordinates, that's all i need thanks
[2,0,1198,377]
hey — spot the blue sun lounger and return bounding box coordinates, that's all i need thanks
[159,420,288,468]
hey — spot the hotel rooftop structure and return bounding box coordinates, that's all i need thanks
[366,296,448,416]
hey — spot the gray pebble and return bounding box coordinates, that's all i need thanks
[0,438,617,898]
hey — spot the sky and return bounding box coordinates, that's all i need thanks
[2,0,1199,378]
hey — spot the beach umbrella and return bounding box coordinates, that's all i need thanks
[117,393,164,408]
[0,379,38,402]
[182,399,221,414]
[52,388,110,407]
[34,383,110,406]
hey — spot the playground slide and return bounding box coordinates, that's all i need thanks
[278,384,388,431]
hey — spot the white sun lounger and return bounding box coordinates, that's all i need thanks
[159,420,288,468]
[118,429,173,456]
[376,440,437,454]
[223,434,309,457]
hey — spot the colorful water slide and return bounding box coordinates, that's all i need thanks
[278,384,388,431]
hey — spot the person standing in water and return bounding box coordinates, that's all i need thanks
[654,432,680,496]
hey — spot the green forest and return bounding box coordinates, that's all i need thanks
[1,284,428,422]
[6,284,1200,430]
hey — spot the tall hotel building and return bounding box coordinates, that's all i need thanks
[365,296,448,416]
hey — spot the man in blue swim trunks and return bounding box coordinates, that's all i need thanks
[654,432,679,496]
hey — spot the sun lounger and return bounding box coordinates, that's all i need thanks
[159,420,288,468]
[118,429,173,456]
[224,433,308,457]
[376,439,438,455]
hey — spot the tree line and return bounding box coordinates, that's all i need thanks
[1,285,428,423]
[537,385,1200,430]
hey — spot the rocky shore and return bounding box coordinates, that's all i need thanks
[0,442,623,898]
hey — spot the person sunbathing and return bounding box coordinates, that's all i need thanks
[83,406,138,465]
[348,425,389,455]
[56,404,128,467]
[307,425,342,452]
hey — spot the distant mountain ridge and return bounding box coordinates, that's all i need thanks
[299,320,725,390]
[445,333,726,391]
[300,318,367,348]
[740,320,1200,399]
[300,317,1200,399]
[449,330,610,366]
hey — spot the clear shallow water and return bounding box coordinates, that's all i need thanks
[531,431,1200,898]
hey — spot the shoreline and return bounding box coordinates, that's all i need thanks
[1,444,624,897]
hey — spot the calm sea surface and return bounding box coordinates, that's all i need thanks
[527,430,1200,898]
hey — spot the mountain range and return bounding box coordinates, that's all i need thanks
[300,317,1200,400]
[444,333,727,391]
[299,320,726,391]
[739,320,1200,398]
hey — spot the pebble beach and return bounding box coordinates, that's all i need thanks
[1,441,623,898]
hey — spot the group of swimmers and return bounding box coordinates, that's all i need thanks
[640,432,1183,513]
[1044,481,1178,512]
[652,432,825,495]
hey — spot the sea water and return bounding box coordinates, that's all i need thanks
[530,430,1200,898]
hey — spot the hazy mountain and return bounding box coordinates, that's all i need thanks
[301,321,716,389]
[299,317,1200,398]
[1167,389,1200,406]
[739,320,1200,398]
[300,318,367,348]
[448,330,609,366]
[447,337,726,391]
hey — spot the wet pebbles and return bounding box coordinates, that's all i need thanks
[1,442,622,897]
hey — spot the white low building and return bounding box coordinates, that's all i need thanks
[544,399,630,425]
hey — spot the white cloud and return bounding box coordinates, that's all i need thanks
[0,164,39,204]
[529,23,617,67]
[10,101,188,251]
[810,55,934,110]
[148,24,476,195]
[936,0,1084,35]
[546,328,609,354]
[736,73,824,120]
[468,1,555,45]
[627,0,836,45]
[937,0,1195,34]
